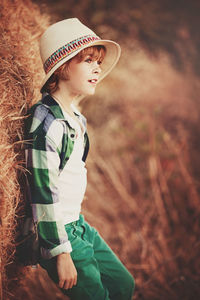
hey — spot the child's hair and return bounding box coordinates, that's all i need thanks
[42,45,106,94]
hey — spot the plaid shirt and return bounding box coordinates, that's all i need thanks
[25,94,89,258]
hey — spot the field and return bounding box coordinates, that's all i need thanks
[0,0,200,299]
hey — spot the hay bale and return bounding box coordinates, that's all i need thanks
[0,0,49,298]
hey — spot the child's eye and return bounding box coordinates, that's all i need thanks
[97,60,102,65]
[85,58,92,63]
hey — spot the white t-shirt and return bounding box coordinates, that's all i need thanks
[57,104,87,224]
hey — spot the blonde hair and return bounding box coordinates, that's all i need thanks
[42,45,106,94]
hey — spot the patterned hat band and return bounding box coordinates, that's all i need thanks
[44,34,101,74]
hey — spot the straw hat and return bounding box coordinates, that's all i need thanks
[39,18,121,90]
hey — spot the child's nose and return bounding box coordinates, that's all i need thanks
[93,62,101,74]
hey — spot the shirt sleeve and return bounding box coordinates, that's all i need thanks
[25,118,72,259]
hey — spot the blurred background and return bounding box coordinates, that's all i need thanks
[0,0,200,299]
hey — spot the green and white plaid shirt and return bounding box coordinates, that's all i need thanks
[25,94,89,258]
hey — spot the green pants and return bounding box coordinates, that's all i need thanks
[39,215,135,300]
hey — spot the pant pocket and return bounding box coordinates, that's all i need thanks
[80,225,86,241]
[65,226,77,243]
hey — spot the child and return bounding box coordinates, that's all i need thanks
[25,18,134,300]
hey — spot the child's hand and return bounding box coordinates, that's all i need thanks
[57,252,77,289]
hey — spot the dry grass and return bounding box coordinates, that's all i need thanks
[0,1,200,299]
[0,0,49,298]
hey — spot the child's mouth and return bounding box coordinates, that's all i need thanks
[88,79,98,84]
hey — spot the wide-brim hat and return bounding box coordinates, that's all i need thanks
[39,18,121,91]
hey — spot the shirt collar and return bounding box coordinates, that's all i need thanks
[42,93,65,120]
[41,93,87,131]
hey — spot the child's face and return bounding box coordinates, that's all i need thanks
[66,53,102,97]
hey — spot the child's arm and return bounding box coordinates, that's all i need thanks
[26,105,74,266]
[26,130,72,257]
